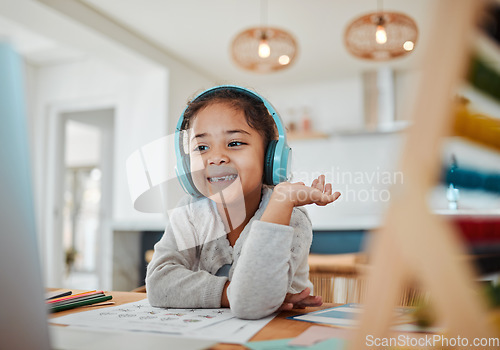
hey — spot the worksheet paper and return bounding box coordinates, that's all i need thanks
[50,299,275,344]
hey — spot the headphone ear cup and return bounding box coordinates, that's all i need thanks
[264,140,277,185]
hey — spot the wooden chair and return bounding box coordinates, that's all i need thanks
[308,253,364,304]
[308,253,424,306]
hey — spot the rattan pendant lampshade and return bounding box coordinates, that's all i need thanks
[231,27,298,73]
[230,1,298,73]
[231,27,298,72]
[344,11,418,60]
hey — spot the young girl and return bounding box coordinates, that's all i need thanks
[146,86,340,319]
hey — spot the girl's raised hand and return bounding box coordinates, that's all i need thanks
[272,174,340,208]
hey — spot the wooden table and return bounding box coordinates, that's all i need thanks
[48,290,336,349]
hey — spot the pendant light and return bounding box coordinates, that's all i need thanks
[230,0,298,73]
[344,0,418,60]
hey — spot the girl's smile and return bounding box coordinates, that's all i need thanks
[208,174,238,183]
[206,165,239,191]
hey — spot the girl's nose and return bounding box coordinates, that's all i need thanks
[208,150,229,165]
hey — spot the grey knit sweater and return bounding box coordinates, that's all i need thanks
[145,186,314,319]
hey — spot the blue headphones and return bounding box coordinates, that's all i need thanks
[174,85,291,197]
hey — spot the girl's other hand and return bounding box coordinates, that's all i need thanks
[273,174,341,208]
[277,287,323,311]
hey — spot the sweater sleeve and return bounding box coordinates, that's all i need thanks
[227,207,313,319]
[145,212,228,308]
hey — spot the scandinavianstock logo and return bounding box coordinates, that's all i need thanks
[290,166,403,203]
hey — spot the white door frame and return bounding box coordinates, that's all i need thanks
[44,96,116,289]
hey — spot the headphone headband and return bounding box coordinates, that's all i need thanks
[176,85,286,138]
[175,85,291,197]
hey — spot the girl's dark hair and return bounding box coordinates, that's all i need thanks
[181,87,278,147]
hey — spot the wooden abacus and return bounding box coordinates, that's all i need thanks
[352,1,498,349]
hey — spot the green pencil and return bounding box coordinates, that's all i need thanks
[49,294,113,313]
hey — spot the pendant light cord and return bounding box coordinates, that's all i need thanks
[261,0,268,28]
[377,0,384,25]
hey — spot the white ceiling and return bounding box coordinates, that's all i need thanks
[0,15,85,66]
[0,0,434,86]
[80,0,434,85]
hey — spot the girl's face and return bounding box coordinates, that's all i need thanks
[188,102,266,205]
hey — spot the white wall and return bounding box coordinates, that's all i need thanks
[27,57,169,286]
[31,58,167,221]
[265,76,365,133]
[163,68,214,211]
[259,74,411,229]
[113,67,169,223]
[288,134,404,229]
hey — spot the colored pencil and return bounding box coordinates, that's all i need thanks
[49,295,113,313]
[45,290,72,300]
[50,293,108,308]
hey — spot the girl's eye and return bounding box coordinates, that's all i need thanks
[228,141,246,147]
[193,145,208,152]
